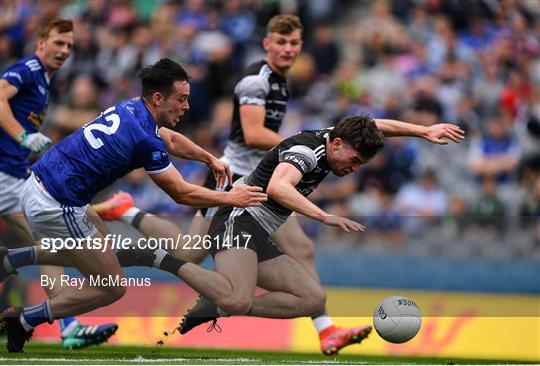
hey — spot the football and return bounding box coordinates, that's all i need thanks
[373,296,422,343]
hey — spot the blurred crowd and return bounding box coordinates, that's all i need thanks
[1,0,539,259]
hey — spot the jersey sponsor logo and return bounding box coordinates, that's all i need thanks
[27,111,46,128]
[25,59,41,71]
[283,154,308,172]
[3,71,22,83]
[266,109,285,121]
[270,83,287,97]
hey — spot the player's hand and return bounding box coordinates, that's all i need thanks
[424,123,465,145]
[322,215,366,233]
[207,157,233,189]
[21,132,52,152]
[228,184,267,207]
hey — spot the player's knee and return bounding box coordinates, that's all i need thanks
[218,295,252,315]
[305,285,326,316]
[98,284,126,304]
[109,284,127,302]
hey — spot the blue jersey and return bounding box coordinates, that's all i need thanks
[0,56,50,179]
[32,98,172,206]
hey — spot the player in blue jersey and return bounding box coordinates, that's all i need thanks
[0,58,267,352]
[0,18,118,350]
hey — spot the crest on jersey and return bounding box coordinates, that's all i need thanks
[152,151,161,161]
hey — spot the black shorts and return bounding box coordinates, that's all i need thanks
[200,170,243,218]
[207,206,283,263]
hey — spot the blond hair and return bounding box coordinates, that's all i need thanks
[267,15,303,35]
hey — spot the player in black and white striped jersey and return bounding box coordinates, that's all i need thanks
[167,115,464,347]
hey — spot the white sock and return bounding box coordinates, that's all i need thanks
[120,207,141,225]
[3,256,14,273]
[312,313,334,333]
[153,248,168,268]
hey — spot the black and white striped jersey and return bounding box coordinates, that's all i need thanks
[242,129,331,232]
[222,60,289,176]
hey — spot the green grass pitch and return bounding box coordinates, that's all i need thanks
[0,343,532,364]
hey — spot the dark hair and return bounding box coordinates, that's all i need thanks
[329,115,385,160]
[138,58,190,100]
[267,15,303,35]
[38,18,73,39]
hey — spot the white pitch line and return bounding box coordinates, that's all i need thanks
[0,357,260,363]
[282,361,368,365]
[0,356,369,365]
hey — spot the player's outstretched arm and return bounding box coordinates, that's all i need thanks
[267,163,365,233]
[150,166,267,208]
[0,80,51,152]
[159,127,232,188]
[373,118,465,144]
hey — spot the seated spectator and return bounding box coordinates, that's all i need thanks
[471,175,506,231]
[469,116,521,184]
[363,186,403,248]
[394,169,448,234]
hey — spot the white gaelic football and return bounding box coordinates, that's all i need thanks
[373,295,422,343]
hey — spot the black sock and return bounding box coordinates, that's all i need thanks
[158,253,187,276]
[116,248,154,267]
[132,210,147,230]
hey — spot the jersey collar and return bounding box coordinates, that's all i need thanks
[34,55,50,85]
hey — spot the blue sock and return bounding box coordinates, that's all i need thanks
[5,247,36,271]
[20,300,54,330]
[58,317,78,333]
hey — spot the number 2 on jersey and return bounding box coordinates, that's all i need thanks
[83,106,120,149]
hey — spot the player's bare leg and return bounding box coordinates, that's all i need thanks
[272,215,372,355]
[176,250,327,334]
[251,254,326,317]
[94,192,209,263]
[176,250,325,318]
[0,231,123,351]
[175,248,258,312]
[179,209,212,263]
[37,237,126,316]
[272,215,318,278]
[2,214,64,295]
[2,211,117,349]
